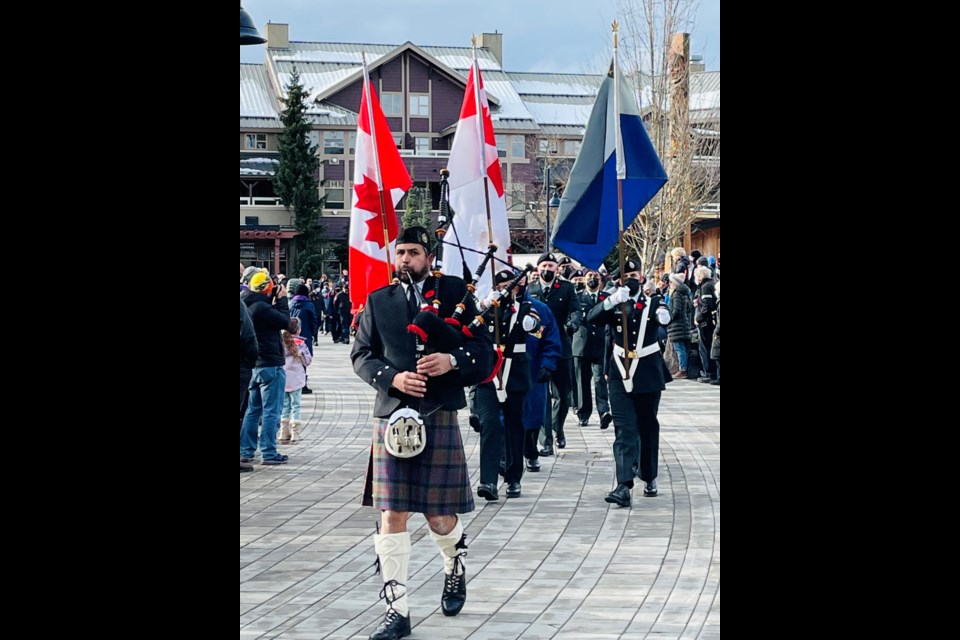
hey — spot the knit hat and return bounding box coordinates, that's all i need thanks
[249,271,274,293]
[241,266,258,284]
[669,273,685,287]
[294,284,309,297]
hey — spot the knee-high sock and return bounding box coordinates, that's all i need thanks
[374,532,410,616]
[429,518,465,576]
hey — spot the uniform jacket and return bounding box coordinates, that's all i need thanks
[572,288,607,360]
[527,278,581,359]
[588,292,671,394]
[352,274,495,418]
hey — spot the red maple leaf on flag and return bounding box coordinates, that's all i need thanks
[354,174,397,249]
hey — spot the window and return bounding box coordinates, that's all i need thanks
[245,133,266,150]
[497,137,507,158]
[393,135,403,149]
[414,138,430,154]
[538,138,558,155]
[348,131,356,155]
[323,131,344,154]
[562,140,581,156]
[409,94,429,117]
[382,92,403,116]
[511,135,525,158]
[324,181,345,209]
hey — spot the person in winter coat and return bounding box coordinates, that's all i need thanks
[693,266,718,383]
[289,283,319,393]
[666,273,693,377]
[521,294,562,473]
[240,299,259,473]
[240,271,291,466]
[279,316,313,444]
[709,281,720,385]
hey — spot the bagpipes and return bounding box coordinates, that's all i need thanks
[405,168,488,358]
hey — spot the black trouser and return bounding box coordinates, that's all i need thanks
[698,325,716,379]
[609,389,661,486]
[340,312,353,342]
[501,395,526,483]
[574,357,608,422]
[541,358,572,448]
[524,430,541,462]
[473,384,502,486]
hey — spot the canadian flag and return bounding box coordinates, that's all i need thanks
[349,64,412,312]
[447,62,510,300]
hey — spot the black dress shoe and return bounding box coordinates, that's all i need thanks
[604,483,632,507]
[556,437,566,449]
[526,459,541,472]
[476,483,499,501]
[506,482,521,498]
[600,412,613,429]
[301,386,313,394]
[643,479,658,497]
[369,609,411,639]
[538,447,554,457]
[579,418,589,426]
[469,414,481,433]
[441,570,467,616]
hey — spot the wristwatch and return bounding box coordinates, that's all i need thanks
[449,354,459,370]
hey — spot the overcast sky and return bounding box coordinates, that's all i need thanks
[239,0,720,74]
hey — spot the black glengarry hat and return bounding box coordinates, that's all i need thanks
[397,226,433,252]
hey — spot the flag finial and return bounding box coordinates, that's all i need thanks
[612,20,619,48]
[471,33,478,48]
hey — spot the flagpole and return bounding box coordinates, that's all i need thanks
[612,20,634,377]
[363,52,394,286]
[471,38,497,286]
[472,36,502,375]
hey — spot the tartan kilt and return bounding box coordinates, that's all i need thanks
[362,409,475,515]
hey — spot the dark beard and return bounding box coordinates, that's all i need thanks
[398,264,430,284]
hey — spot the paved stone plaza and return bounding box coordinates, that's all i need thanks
[241,340,720,639]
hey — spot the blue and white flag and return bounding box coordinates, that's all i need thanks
[551,61,667,270]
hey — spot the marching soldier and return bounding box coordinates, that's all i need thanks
[473,269,546,500]
[573,269,609,427]
[587,258,672,508]
[527,252,581,455]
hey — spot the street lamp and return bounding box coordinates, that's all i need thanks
[544,165,561,251]
[240,3,266,45]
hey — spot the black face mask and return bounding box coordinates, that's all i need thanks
[575,282,586,291]
[587,278,599,289]
[626,277,641,295]
[561,267,573,279]
[540,270,555,283]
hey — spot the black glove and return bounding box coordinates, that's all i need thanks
[536,368,553,383]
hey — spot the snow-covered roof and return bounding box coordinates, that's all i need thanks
[240,153,280,177]
[507,72,603,96]
[421,46,501,71]
[482,70,534,122]
[521,95,596,126]
[244,38,719,139]
[240,64,279,118]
